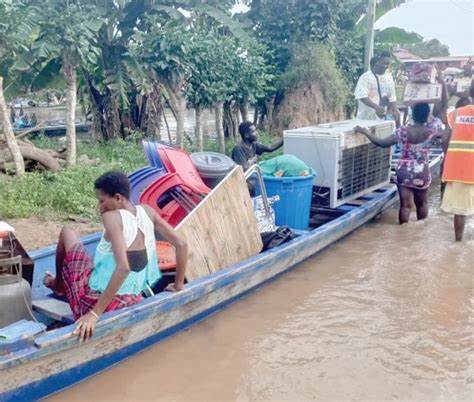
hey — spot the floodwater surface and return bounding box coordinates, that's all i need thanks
[50,189,473,401]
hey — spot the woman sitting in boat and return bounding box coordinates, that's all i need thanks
[44,171,188,341]
[355,102,449,224]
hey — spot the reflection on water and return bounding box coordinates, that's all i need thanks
[50,188,473,402]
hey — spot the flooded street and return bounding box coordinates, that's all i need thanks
[50,188,473,402]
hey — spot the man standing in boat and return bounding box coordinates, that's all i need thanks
[231,121,283,172]
[354,52,400,127]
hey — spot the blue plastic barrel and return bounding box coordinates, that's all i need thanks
[262,175,315,230]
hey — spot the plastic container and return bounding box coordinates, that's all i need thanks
[156,241,176,272]
[191,152,235,188]
[262,174,315,230]
[129,167,166,204]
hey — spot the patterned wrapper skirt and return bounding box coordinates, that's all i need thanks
[62,243,142,320]
[441,182,474,216]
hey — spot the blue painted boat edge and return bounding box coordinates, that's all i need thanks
[0,186,397,362]
[1,215,375,402]
[1,187,396,353]
[28,232,102,260]
[0,186,398,400]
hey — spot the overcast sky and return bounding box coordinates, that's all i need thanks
[232,0,473,56]
[376,0,473,56]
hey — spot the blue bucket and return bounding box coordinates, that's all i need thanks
[262,175,314,230]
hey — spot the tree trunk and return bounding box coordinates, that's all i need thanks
[195,104,203,151]
[175,97,186,147]
[215,101,225,154]
[253,105,259,125]
[162,104,172,144]
[137,95,148,131]
[0,76,25,176]
[63,63,77,166]
[86,78,122,142]
[164,82,186,148]
[19,144,60,172]
[0,142,60,172]
[145,83,163,140]
[105,94,122,140]
[240,99,249,122]
[174,93,186,148]
[223,100,240,141]
[86,78,104,142]
[264,96,276,134]
[121,92,145,135]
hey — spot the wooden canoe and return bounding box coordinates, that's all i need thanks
[0,151,443,401]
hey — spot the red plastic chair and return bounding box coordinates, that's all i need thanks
[157,147,211,195]
[139,173,203,227]
[140,146,211,227]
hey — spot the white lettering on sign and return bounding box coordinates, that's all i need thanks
[456,116,474,124]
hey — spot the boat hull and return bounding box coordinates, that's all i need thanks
[0,186,397,401]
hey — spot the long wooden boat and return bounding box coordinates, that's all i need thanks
[13,122,91,137]
[0,151,443,401]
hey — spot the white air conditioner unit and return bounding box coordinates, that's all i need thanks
[283,119,395,209]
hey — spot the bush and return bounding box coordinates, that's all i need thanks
[278,43,349,110]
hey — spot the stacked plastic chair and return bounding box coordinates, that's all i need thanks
[129,141,211,227]
[129,167,166,204]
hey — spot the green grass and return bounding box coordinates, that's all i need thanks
[0,131,281,222]
[0,138,146,222]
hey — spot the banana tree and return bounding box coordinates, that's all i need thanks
[356,0,407,30]
[84,0,245,143]
[20,0,101,166]
[137,14,194,147]
[184,23,236,151]
[0,0,36,176]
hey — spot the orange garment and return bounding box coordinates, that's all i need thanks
[442,105,474,184]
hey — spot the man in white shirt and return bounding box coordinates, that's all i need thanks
[354,52,400,125]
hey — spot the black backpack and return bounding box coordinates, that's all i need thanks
[260,226,298,251]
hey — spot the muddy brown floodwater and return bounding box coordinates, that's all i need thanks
[49,188,473,402]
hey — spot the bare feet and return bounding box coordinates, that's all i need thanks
[43,272,66,297]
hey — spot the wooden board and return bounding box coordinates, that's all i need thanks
[32,297,74,324]
[175,166,262,281]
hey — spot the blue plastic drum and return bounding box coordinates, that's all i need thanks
[262,174,314,230]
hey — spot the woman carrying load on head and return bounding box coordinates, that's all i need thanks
[44,171,188,341]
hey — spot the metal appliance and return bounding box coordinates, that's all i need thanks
[0,232,33,328]
[284,119,395,209]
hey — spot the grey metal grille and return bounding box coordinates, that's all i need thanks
[338,144,391,199]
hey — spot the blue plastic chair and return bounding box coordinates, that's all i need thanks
[129,167,166,204]
[142,140,172,169]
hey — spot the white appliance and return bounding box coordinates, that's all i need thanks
[284,119,395,209]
